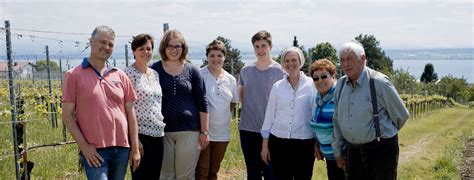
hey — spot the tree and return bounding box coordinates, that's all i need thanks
[310,42,341,76]
[201,36,245,77]
[311,42,338,65]
[355,34,393,74]
[469,84,474,102]
[436,75,470,103]
[420,63,438,83]
[390,68,416,94]
[35,60,60,72]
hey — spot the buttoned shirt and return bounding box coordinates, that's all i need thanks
[150,61,208,132]
[200,67,239,141]
[124,66,166,137]
[261,72,316,140]
[62,58,137,148]
[332,67,409,157]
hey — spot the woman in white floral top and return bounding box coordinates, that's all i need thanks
[124,34,166,179]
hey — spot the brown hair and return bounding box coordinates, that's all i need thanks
[158,29,189,61]
[251,30,272,46]
[310,58,336,76]
[131,34,154,51]
[206,39,227,56]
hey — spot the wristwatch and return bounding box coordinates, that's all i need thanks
[200,130,209,136]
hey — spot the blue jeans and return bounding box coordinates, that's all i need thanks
[239,130,274,180]
[81,146,130,180]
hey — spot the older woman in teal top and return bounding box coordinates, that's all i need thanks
[310,59,345,180]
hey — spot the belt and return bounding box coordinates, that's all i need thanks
[349,135,398,148]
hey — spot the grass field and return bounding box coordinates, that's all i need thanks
[0,107,472,179]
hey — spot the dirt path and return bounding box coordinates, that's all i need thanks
[399,109,470,163]
[399,136,432,163]
[461,138,474,179]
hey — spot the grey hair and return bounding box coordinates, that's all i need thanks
[339,41,365,60]
[281,46,305,69]
[91,25,115,39]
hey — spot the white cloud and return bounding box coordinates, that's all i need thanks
[1,0,472,52]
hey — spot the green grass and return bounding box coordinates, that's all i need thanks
[397,107,473,179]
[1,107,472,179]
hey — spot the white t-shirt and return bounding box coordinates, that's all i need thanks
[200,67,239,141]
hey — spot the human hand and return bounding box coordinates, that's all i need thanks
[129,148,141,172]
[138,140,144,157]
[314,145,324,161]
[198,134,209,150]
[335,156,346,172]
[79,143,104,168]
[261,146,271,165]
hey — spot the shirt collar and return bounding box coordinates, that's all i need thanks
[81,57,117,79]
[285,71,307,88]
[346,67,368,87]
[355,67,368,86]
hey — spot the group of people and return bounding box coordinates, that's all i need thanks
[62,25,409,180]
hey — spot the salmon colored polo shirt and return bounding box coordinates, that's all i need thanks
[62,58,137,148]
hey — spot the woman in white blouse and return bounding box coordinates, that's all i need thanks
[124,34,166,179]
[196,39,239,180]
[260,47,316,179]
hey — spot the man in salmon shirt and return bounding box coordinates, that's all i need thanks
[62,25,140,179]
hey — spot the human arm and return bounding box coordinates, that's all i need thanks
[238,85,244,106]
[380,79,410,130]
[332,80,346,170]
[125,102,140,171]
[260,85,278,165]
[314,140,323,161]
[62,102,104,167]
[198,111,209,150]
[191,66,209,149]
[261,138,271,165]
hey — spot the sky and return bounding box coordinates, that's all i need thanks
[0,0,473,55]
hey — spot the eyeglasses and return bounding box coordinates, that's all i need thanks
[312,74,329,82]
[166,45,182,50]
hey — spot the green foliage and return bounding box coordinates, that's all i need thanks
[310,42,338,65]
[355,34,393,73]
[35,60,60,72]
[468,101,474,108]
[390,68,416,94]
[436,75,470,103]
[310,42,341,76]
[469,84,474,102]
[420,63,438,83]
[201,36,245,77]
[293,36,310,73]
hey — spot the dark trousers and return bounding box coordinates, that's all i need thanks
[196,141,229,180]
[268,134,315,180]
[240,130,274,180]
[346,135,399,180]
[325,160,345,180]
[131,134,164,180]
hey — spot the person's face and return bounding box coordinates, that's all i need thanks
[207,50,225,70]
[165,38,183,61]
[340,52,365,81]
[90,32,115,61]
[133,40,153,63]
[282,51,300,75]
[312,69,336,95]
[253,40,272,59]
